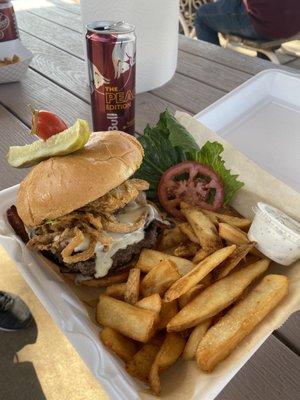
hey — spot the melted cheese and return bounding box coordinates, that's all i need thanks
[71,201,160,279]
[74,235,90,252]
[94,202,159,278]
[94,229,145,278]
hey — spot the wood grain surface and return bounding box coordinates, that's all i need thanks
[178,35,298,75]
[0,69,91,127]
[17,11,84,59]
[48,0,81,15]
[177,50,252,92]
[215,336,300,400]
[28,7,82,33]
[0,106,34,189]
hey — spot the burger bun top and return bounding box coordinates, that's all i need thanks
[17,131,144,226]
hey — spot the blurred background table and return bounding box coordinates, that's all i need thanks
[0,1,299,399]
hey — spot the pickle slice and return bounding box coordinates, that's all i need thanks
[7,119,91,168]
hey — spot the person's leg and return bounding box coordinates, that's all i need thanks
[222,1,268,41]
[194,0,268,45]
[0,291,32,330]
[194,1,221,45]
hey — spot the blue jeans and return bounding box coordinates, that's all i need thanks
[194,0,267,45]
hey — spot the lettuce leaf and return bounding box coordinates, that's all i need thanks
[161,110,200,153]
[135,110,244,204]
[135,124,184,198]
[194,141,244,205]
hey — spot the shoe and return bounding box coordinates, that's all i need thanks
[0,291,33,331]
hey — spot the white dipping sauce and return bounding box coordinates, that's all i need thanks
[248,202,300,266]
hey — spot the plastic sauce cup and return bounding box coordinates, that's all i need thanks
[248,202,300,266]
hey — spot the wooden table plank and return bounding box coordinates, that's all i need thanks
[28,6,82,33]
[136,93,187,129]
[275,313,300,355]
[285,58,300,70]
[177,50,251,92]
[217,335,300,400]
[19,31,89,101]
[0,69,91,127]
[17,11,84,59]
[48,0,81,15]
[179,35,298,76]
[0,106,35,189]
[151,72,225,114]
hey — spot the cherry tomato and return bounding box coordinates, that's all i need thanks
[158,161,224,219]
[29,105,68,141]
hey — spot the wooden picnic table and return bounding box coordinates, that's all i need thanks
[0,1,299,399]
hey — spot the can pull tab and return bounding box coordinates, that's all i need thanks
[104,21,125,30]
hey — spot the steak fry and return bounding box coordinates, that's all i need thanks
[167,259,269,331]
[196,275,288,371]
[181,202,222,254]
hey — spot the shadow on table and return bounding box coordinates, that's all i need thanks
[0,318,46,400]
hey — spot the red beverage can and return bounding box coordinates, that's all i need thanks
[86,21,136,135]
[0,0,19,42]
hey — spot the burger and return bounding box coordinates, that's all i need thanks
[7,131,164,282]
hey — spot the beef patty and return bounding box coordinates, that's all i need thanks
[7,205,162,278]
[53,220,161,276]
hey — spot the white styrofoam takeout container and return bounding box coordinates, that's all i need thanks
[0,69,299,399]
[0,40,33,84]
[195,69,300,193]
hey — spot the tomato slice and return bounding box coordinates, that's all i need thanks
[158,161,224,219]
